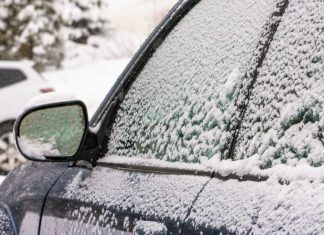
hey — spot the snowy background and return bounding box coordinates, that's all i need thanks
[0,0,177,116]
[43,0,177,117]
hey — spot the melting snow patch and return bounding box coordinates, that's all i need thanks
[17,136,59,160]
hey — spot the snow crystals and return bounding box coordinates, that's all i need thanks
[101,0,324,181]
[235,0,324,169]
[106,0,280,165]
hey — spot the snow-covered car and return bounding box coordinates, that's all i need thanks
[0,61,54,174]
[1,0,324,234]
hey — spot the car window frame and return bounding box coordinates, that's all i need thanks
[89,0,290,180]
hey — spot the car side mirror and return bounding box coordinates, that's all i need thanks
[14,101,88,161]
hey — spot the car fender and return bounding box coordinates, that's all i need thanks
[0,161,68,234]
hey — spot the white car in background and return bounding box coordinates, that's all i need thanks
[0,61,54,174]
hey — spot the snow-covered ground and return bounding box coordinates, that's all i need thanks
[43,58,130,117]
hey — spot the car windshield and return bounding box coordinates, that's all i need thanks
[104,0,281,166]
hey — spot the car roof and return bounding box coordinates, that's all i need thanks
[0,60,35,69]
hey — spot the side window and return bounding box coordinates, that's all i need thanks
[106,0,282,164]
[234,0,324,168]
[0,68,27,88]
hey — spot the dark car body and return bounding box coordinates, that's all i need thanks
[1,0,324,234]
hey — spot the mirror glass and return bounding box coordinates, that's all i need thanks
[17,104,86,159]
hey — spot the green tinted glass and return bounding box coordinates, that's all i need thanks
[18,105,85,158]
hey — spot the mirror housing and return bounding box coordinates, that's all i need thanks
[14,100,88,162]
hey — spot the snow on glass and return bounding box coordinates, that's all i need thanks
[234,0,324,169]
[106,0,280,164]
[0,207,14,235]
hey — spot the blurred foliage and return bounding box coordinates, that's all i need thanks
[0,0,109,71]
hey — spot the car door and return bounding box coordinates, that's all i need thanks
[39,0,290,234]
[184,0,324,234]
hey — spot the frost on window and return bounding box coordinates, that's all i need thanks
[0,207,14,235]
[107,0,280,163]
[234,0,324,168]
